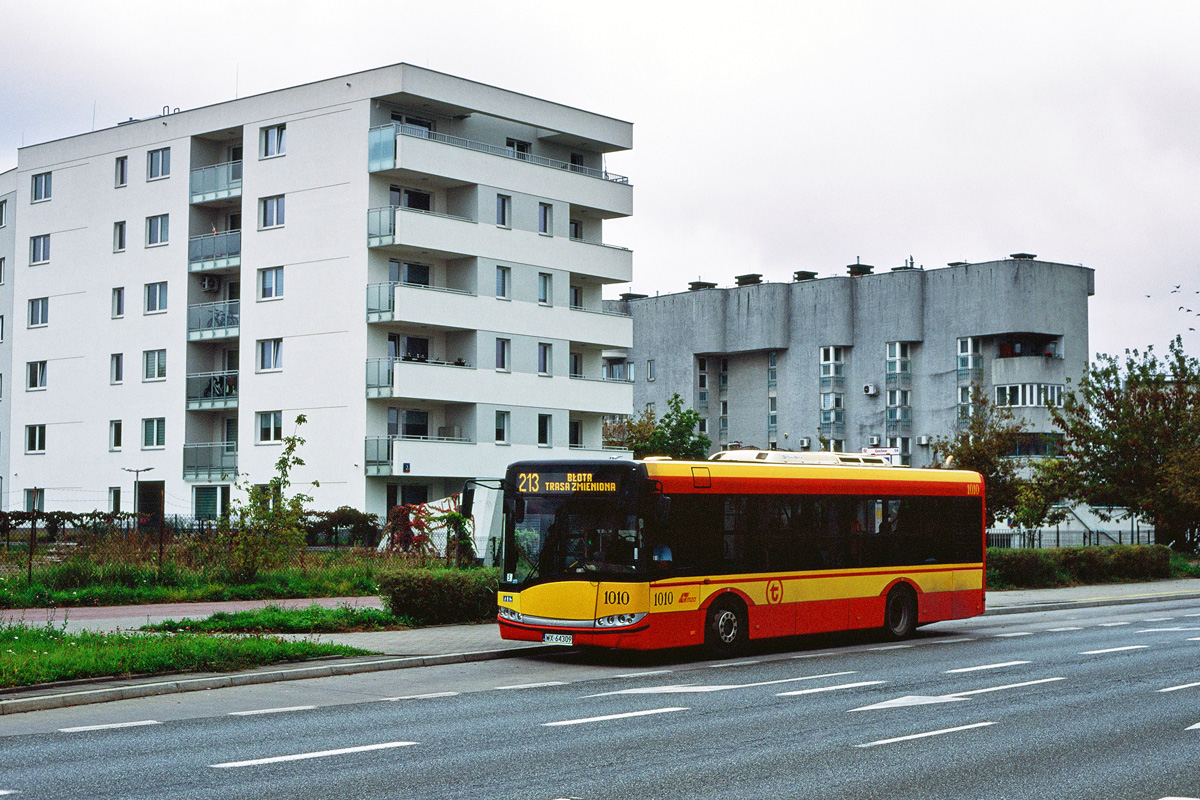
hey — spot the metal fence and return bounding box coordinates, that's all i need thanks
[986,527,1156,549]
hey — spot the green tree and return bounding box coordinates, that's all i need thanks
[931,384,1027,526]
[1046,337,1200,551]
[604,393,711,460]
[219,415,316,581]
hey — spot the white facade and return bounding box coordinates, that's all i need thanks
[2,64,633,520]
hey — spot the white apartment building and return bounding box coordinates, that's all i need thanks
[0,64,634,524]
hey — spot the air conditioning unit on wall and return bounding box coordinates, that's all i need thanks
[917,435,931,446]
[863,383,879,396]
[200,275,222,293]
[868,435,881,446]
[798,437,811,449]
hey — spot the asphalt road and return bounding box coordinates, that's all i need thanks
[2,600,1198,800]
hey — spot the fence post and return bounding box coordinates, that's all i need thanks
[27,500,38,585]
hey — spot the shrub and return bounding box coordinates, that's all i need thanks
[987,549,1066,589]
[987,545,1175,589]
[378,568,499,625]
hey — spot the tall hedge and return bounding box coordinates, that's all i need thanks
[379,568,499,625]
[987,545,1173,589]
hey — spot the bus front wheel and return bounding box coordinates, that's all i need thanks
[705,597,747,657]
[883,585,917,640]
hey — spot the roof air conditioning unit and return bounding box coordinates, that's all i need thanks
[200,275,222,293]
[916,435,931,446]
[863,383,879,396]
[868,435,881,446]
[798,437,811,449]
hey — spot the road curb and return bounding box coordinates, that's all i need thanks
[0,644,560,716]
[986,590,1200,617]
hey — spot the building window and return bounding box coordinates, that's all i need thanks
[958,386,976,420]
[886,342,911,374]
[995,383,1064,407]
[112,288,125,319]
[768,395,777,433]
[398,188,431,211]
[0,199,6,226]
[820,391,844,424]
[538,343,552,375]
[258,411,283,442]
[506,138,531,159]
[114,220,126,252]
[570,352,583,377]
[569,218,582,239]
[25,424,46,454]
[887,436,912,466]
[496,266,511,299]
[259,267,284,300]
[0,315,4,342]
[958,337,982,370]
[148,148,171,180]
[538,413,552,446]
[768,350,778,389]
[146,214,169,246]
[110,353,124,384]
[25,488,45,511]
[538,203,552,234]
[142,418,166,449]
[0,256,5,283]
[30,234,50,265]
[261,124,286,158]
[144,282,168,314]
[538,273,552,305]
[698,418,708,434]
[647,360,656,381]
[820,346,845,378]
[109,487,122,512]
[495,410,510,444]
[260,195,285,229]
[31,172,52,202]
[887,389,911,407]
[495,338,510,371]
[26,361,46,391]
[109,420,123,451]
[496,194,511,227]
[570,285,583,309]
[115,156,128,187]
[143,349,166,381]
[28,297,48,327]
[258,338,283,371]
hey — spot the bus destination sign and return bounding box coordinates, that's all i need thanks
[515,469,624,495]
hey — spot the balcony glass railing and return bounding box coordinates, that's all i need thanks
[183,442,238,479]
[190,160,243,201]
[188,230,241,266]
[366,281,476,318]
[369,123,630,183]
[188,300,240,335]
[601,363,635,382]
[186,371,239,404]
[367,206,474,246]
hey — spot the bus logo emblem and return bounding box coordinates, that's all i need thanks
[767,580,783,604]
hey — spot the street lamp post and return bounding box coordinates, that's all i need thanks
[122,467,156,566]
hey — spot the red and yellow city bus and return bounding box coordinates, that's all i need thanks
[496,451,985,655]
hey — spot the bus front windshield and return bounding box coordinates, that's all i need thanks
[504,496,643,586]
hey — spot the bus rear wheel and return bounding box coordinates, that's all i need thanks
[705,597,747,657]
[883,585,917,640]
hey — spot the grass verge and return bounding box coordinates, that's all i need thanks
[0,621,373,689]
[141,604,409,634]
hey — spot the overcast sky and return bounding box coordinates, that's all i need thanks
[3,0,1199,360]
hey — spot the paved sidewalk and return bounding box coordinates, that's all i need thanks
[2,578,1197,716]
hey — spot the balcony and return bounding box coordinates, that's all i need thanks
[190,161,242,204]
[602,363,635,383]
[366,281,476,324]
[183,442,238,481]
[186,371,239,410]
[364,435,476,477]
[369,123,629,183]
[188,231,241,272]
[366,357,473,399]
[188,300,240,341]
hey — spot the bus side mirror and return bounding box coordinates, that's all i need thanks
[505,497,525,523]
[460,486,475,518]
[653,495,671,524]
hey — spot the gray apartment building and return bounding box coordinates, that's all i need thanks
[616,255,1094,466]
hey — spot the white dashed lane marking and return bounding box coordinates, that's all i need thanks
[993,632,1033,638]
[494,682,568,690]
[59,720,160,733]
[211,741,416,768]
[944,661,1031,674]
[387,692,459,701]
[777,680,885,697]
[229,706,316,716]
[543,707,688,727]
[856,721,995,748]
[1080,646,1149,655]
[1046,627,1083,631]
[1160,682,1200,693]
[1097,622,1130,627]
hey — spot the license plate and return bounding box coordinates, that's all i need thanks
[542,633,573,645]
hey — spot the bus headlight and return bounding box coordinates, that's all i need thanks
[595,612,646,628]
[498,607,523,623]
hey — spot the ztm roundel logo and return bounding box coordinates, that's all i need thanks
[766,579,783,605]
